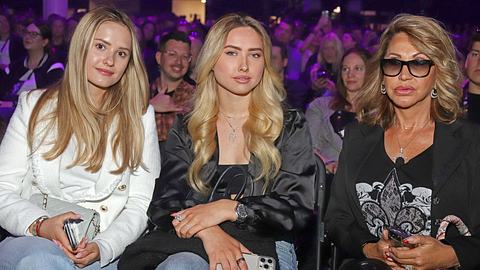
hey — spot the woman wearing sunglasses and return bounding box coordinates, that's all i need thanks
[325,14,480,269]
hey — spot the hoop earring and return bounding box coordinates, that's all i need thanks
[381,84,387,95]
[431,88,438,99]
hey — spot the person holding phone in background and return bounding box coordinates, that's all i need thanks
[304,32,343,98]
[305,47,371,174]
[325,14,480,269]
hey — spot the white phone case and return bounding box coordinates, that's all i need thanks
[216,253,276,270]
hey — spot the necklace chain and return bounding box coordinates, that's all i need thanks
[394,119,431,162]
[219,112,247,143]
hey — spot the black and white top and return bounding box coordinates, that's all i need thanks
[355,137,433,238]
[0,53,64,101]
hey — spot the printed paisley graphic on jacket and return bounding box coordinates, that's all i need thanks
[356,168,432,237]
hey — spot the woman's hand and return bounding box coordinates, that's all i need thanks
[53,238,100,268]
[388,235,460,270]
[363,229,405,269]
[197,226,251,270]
[309,63,335,93]
[36,212,81,254]
[171,199,238,238]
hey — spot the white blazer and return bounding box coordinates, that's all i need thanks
[0,90,161,265]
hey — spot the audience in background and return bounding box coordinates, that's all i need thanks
[305,32,343,99]
[271,40,310,111]
[0,4,478,270]
[0,19,63,102]
[47,13,68,64]
[306,47,371,174]
[149,31,195,162]
[464,32,480,124]
[274,18,303,81]
[0,11,26,72]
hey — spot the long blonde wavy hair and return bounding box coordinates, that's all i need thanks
[187,13,285,194]
[27,7,149,174]
[357,14,463,128]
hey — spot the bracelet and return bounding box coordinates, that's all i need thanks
[32,216,48,237]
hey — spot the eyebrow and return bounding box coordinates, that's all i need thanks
[224,45,263,52]
[94,38,131,52]
[385,52,428,58]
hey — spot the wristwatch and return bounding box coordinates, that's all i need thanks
[235,203,248,224]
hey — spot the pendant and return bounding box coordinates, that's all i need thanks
[394,147,405,166]
[228,131,237,143]
[395,156,405,166]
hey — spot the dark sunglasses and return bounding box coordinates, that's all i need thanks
[381,58,434,78]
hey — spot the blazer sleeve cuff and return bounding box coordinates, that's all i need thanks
[92,238,114,267]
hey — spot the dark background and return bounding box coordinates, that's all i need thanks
[1,0,478,26]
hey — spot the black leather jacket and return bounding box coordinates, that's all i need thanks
[148,109,316,241]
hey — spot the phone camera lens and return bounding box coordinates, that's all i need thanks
[263,264,269,269]
[260,258,265,262]
[267,259,273,263]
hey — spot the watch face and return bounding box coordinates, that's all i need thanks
[236,203,248,221]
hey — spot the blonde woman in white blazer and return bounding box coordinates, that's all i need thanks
[0,7,160,270]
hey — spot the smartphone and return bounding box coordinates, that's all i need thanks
[316,70,328,80]
[387,226,412,248]
[63,219,80,250]
[216,253,276,270]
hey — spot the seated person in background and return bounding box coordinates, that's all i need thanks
[48,13,68,64]
[0,19,64,102]
[0,11,26,72]
[271,40,309,111]
[303,32,343,98]
[273,17,303,81]
[306,47,371,174]
[119,13,316,270]
[463,31,480,124]
[0,7,160,269]
[326,14,480,269]
[149,31,195,161]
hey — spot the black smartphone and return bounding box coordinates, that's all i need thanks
[387,226,412,248]
[316,70,328,79]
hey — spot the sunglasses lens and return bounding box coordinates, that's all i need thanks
[381,59,433,78]
[381,59,402,76]
[408,60,432,77]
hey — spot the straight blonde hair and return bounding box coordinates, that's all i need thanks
[187,13,285,193]
[27,7,149,174]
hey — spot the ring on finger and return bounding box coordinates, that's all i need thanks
[236,257,246,264]
[175,215,185,222]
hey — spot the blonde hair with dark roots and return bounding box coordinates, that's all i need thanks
[356,14,463,128]
[27,6,149,174]
[187,13,285,193]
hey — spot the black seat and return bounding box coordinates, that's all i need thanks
[314,156,327,270]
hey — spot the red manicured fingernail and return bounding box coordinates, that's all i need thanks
[403,239,409,244]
